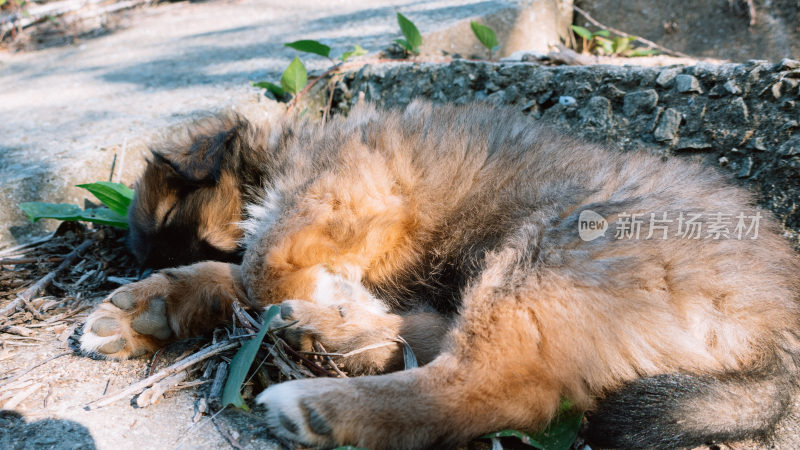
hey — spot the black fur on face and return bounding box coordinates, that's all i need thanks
[127,113,273,268]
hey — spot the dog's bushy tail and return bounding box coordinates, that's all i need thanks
[584,366,794,448]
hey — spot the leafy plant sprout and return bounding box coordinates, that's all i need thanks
[571,25,659,57]
[470,21,499,60]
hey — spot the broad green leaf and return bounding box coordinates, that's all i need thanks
[20,202,83,223]
[280,57,308,95]
[19,202,128,229]
[570,25,592,41]
[396,13,421,53]
[470,21,498,51]
[529,405,583,450]
[221,305,281,410]
[76,181,133,216]
[340,44,367,62]
[251,81,286,97]
[284,40,331,58]
[77,208,129,228]
[593,29,610,37]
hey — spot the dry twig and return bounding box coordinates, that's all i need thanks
[0,235,98,321]
[86,340,238,409]
[572,5,692,58]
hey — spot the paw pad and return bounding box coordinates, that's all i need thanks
[130,297,172,340]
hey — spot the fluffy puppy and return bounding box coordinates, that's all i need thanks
[83,101,800,449]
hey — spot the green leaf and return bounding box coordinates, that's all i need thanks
[394,38,412,52]
[221,305,281,410]
[78,208,129,228]
[251,81,286,97]
[76,181,133,216]
[396,13,421,53]
[284,40,331,58]
[528,405,583,450]
[0,0,7,7]
[19,202,83,223]
[481,401,583,450]
[595,36,614,55]
[340,44,367,62]
[570,25,592,41]
[470,21,499,51]
[628,48,660,57]
[593,29,610,37]
[18,202,128,229]
[280,57,308,95]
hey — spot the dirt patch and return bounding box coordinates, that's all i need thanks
[0,224,285,449]
[575,0,800,62]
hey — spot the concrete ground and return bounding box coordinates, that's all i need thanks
[0,0,530,249]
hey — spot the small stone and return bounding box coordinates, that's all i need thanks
[675,139,712,151]
[779,58,800,70]
[752,137,767,151]
[675,75,702,93]
[529,70,554,92]
[708,84,727,98]
[656,67,682,87]
[738,157,753,178]
[727,97,749,123]
[780,137,800,156]
[718,156,729,166]
[780,120,799,132]
[597,84,625,100]
[581,96,612,127]
[771,81,783,99]
[623,89,659,116]
[558,96,576,106]
[654,108,682,142]
[723,80,742,95]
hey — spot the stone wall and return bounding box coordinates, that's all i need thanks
[334,59,800,246]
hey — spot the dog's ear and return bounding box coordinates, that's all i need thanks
[150,115,250,184]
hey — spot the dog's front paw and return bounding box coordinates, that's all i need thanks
[81,282,174,359]
[256,378,340,447]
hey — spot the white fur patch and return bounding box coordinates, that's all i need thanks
[79,330,121,353]
[238,185,283,249]
[311,267,388,315]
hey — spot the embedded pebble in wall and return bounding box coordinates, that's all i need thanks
[558,96,576,106]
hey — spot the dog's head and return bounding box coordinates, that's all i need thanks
[128,113,271,268]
